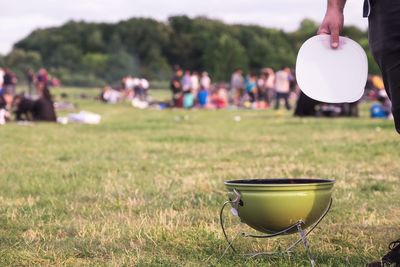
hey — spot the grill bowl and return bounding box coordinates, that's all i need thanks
[224,178,335,234]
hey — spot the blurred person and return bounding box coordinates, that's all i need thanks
[3,69,17,96]
[0,67,4,88]
[37,68,49,86]
[100,86,121,104]
[51,77,61,87]
[121,77,132,100]
[170,66,183,108]
[230,68,244,106]
[182,70,192,92]
[13,94,35,121]
[274,67,293,110]
[365,75,377,99]
[26,69,36,96]
[294,91,320,117]
[140,78,150,101]
[211,85,228,109]
[183,89,194,109]
[190,71,200,98]
[319,103,342,117]
[34,82,57,121]
[197,86,209,108]
[371,75,385,91]
[370,90,392,119]
[124,75,135,91]
[340,102,359,117]
[257,72,268,109]
[263,68,275,106]
[0,92,13,124]
[245,72,258,107]
[200,72,211,91]
[133,77,142,98]
[15,82,57,122]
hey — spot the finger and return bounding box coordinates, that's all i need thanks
[330,27,340,49]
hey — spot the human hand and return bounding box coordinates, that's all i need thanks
[318,8,344,49]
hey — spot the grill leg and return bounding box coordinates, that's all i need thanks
[297,222,315,267]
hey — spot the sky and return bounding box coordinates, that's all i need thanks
[0,0,368,55]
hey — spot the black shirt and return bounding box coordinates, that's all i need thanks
[3,73,13,85]
[170,75,182,94]
[32,98,57,122]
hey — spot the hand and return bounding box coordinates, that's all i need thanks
[318,8,344,49]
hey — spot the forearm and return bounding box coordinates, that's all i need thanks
[327,0,346,12]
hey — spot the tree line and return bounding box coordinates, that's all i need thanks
[0,16,379,87]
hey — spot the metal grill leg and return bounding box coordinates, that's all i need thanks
[297,222,315,267]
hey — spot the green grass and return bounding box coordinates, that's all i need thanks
[0,87,399,266]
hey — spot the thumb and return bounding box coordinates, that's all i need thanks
[330,28,340,49]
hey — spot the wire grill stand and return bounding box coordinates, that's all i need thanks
[219,190,332,267]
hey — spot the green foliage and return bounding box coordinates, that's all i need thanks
[105,50,139,83]
[4,49,42,70]
[203,34,248,81]
[3,49,42,79]
[289,19,319,52]
[358,37,381,75]
[51,68,103,87]
[7,17,376,86]
[48,44,83,70]
[81,53,108,75]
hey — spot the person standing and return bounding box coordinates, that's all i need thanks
[170,66,183,108]
[181,70,192,93]
[26,69,36,96]
[274,67,292,110]
[245,72,258,107]
[319,1,400,265]
[200,72,211,91]
[264,68,276,107]
[319,0,400,133]
[3,69,17,96]
[230,68,244,106]
[140,78,150,101]
[37,68,49,86]
[190,71,200,100]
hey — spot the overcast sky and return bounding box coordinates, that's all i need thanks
[0,0,367,55]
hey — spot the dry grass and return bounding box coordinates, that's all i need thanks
[0,87,399,266]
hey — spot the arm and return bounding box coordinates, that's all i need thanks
[318,0,346,48]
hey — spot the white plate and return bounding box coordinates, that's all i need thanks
[296,35,368,103]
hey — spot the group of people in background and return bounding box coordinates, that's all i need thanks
[0,67,57,124]
[169,65,297,110]
[170,67,216,109]
[0,64,393,125]
[99,76,150,108]
[168,65,392,120]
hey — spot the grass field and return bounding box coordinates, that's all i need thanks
[0,87,399,266]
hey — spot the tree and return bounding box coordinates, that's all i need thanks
[203,34,248,81]
[48,44,83,71]
[8,16,371,86]
[82,53,108,75]
[4,49,42,78]
[105,50,139,82]
[86,30,104,52]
